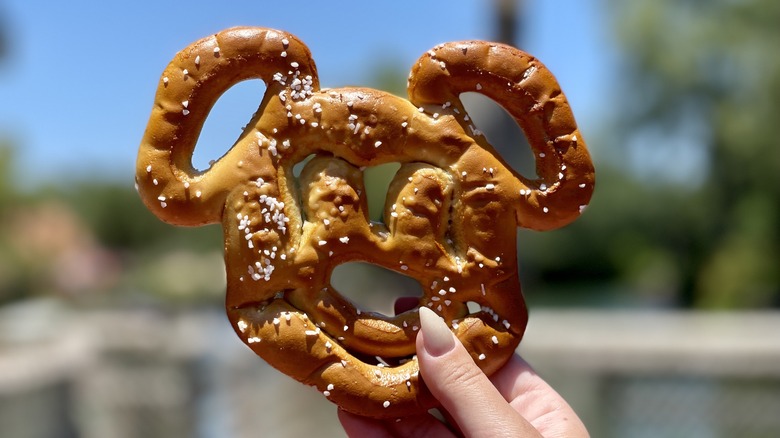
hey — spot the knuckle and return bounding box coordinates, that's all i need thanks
[441,357,485,390]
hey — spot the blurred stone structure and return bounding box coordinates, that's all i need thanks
[522,310,780,437]
[2,300,779,437]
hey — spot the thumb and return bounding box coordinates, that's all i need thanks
[416,307,541,437]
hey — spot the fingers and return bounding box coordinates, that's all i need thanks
[416,307,543,437]
[341,310,588,437]
[490,356,590,437]
[338,408,453,438]
[338,409,394,438]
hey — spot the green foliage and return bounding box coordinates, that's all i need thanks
[0,143,17,209]
[603,0,780,308]
[59,182,222,253]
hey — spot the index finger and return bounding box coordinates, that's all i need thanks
[489,355,589,437]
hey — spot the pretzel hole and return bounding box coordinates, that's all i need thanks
[461,92,538,179]
[350,350,416,369]
[363,162,401,221]
[192,79,267,171]
[292,154,316,178]
[331,261,421,317]
[466,301,482,314]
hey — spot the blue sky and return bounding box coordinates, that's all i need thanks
[0,0,614,187]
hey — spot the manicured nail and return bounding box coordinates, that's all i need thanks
[419,307,455,357]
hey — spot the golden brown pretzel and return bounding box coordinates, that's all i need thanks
[135,27,594,418]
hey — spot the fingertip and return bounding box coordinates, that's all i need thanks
[338,408,453,438]
[418,306,456,357]
[415,328,542,437]
[337,409,392,438]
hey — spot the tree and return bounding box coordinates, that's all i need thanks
[605,0,780,307]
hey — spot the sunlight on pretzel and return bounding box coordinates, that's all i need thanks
[135,27,594,418]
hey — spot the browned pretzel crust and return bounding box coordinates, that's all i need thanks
[135,27,594,418]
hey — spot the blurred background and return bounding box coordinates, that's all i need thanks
[1,0,779,436]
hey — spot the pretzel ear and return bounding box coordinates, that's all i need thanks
[408,41,594,231]
[136,27,319,226]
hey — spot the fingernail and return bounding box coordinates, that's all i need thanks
[419,307,455,357]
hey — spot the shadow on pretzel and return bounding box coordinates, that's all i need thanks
[135,27,594,418]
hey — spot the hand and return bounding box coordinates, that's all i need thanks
[339,307,589,437]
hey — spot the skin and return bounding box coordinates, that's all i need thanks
[338,306,589,438]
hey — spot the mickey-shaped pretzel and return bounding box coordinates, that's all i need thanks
[136,27,594,418]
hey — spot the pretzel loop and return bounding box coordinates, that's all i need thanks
[136,27,318,225]
[409,41,595,230]
[136,27,594,418]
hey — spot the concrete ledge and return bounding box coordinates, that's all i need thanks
[520,310,780,377]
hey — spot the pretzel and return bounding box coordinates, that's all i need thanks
[135,27,594,418]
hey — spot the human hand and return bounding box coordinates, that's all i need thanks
[338,306,588,437]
